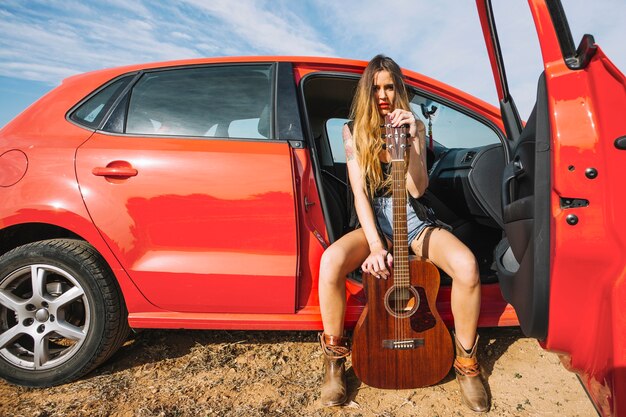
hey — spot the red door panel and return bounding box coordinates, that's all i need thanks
[76,133,298,314]
[545,46,626,415]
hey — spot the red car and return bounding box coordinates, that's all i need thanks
[0,0,624,414]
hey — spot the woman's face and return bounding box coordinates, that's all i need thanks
[373,70,395,116]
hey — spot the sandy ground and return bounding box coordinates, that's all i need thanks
[0,327,597,417]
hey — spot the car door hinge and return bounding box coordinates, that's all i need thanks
[560,197,589,209]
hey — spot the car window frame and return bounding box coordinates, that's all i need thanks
[69,63,284,142]
[65,72,140,131]
[123,63,277,141]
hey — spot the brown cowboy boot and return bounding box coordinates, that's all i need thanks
[319,333,350,406]
[454,334,490,412]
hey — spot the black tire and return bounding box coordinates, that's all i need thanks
[0,239,129,386]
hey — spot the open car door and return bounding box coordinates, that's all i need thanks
[477,1,626,415]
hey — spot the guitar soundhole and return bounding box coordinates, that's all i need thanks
[384,285,420,318]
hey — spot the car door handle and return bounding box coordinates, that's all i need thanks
[92,163,138,178]
[501,156,525,207]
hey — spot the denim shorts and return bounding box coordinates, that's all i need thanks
[373,196,432,246]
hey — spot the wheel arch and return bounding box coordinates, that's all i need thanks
[0,221,153,315]
[0,223,82,257]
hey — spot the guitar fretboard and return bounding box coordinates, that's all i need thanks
[391,160,410,289]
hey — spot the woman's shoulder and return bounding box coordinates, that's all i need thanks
[345,120,354,132]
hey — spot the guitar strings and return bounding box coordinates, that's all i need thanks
[393,155,408,343]
[387,120,409,345]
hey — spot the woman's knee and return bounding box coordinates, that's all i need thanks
[319,246,348,286]
[449,250,480,288]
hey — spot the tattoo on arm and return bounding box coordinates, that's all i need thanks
[344,139,355,161]
[343,127,355,161]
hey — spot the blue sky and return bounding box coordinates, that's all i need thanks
[1,0,624,128]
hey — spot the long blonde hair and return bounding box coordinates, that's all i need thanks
[351,55,412,198]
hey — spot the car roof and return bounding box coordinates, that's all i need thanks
[63,56,367,83]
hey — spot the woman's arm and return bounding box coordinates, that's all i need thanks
[343,124,392,278]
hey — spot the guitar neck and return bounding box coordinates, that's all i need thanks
[391,160,410,289]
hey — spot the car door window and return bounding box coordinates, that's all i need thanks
[325,118,349,164]
[125,65,273,139]
[409,96,500,149]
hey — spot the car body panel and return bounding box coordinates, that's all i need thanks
[76,133,299,313]
[126,280,518,330]
[545,44,626,417]
[531,4,626,416]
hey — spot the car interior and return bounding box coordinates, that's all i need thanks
[301,74,508,285]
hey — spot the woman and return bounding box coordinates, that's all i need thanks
[317,55,489,412]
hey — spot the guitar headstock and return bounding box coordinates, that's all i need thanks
[383,114,409,161]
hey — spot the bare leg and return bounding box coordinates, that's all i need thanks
[411,227,481,350]
[318,229,371,337]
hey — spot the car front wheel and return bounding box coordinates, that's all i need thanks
[0,239,129,386]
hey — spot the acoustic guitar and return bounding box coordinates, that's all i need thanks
[351,115,453,389]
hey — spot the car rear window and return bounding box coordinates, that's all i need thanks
[125,64,274,139]
[70,75,133,129]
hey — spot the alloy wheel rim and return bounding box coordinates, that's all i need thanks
[0,264,91,370]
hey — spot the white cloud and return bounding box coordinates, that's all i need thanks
[0,0,336,87]
[99,0,152,16]
[0,2,202,85]
[180,0,335,56]
[0,62,79,83]
[171,31,193,41]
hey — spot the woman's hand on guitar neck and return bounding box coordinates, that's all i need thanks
[361,247,393,280]
[388,109,418,139]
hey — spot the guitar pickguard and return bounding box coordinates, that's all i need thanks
[410,286,436,333]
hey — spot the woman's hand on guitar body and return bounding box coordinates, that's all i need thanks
[361,247,393,279]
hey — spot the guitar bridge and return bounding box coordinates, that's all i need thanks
[382,338,424,350]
